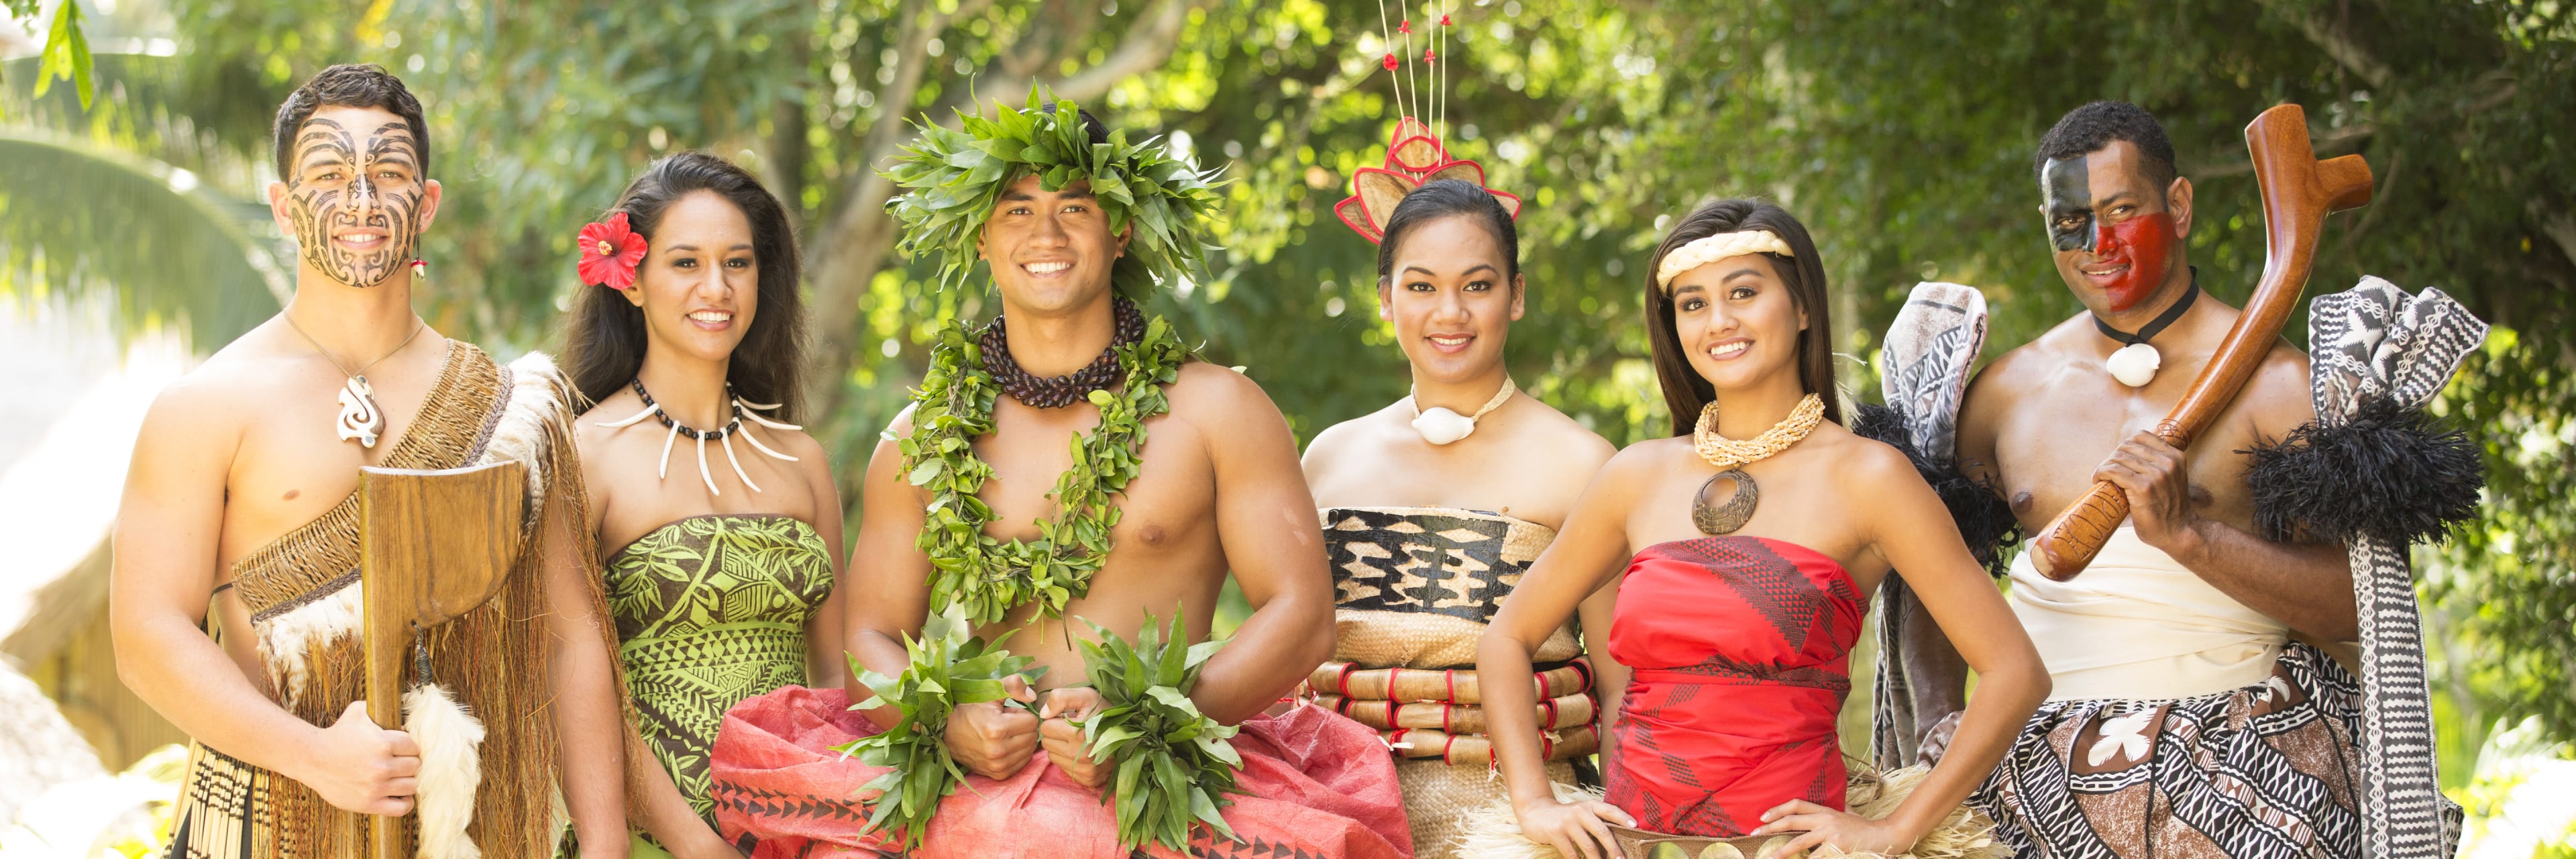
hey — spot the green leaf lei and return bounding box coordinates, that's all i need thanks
[899,313,1189,623]
[1075,611,1245,852]
[833,605,1046,850]
[882,90,1226,297]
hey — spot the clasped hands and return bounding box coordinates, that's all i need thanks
[941,674,1114,789]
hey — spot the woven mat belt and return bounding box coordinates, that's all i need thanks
[1316,691,1596,735]
[1383,723,1601,766]
[1311,657,1593,705]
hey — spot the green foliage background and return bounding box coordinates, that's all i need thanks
[5,0,2571,795]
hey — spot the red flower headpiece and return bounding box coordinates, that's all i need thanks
[1333,116,1523,244]
[578,212,649,289]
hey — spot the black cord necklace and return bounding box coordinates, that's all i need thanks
[2092,267,2200,387]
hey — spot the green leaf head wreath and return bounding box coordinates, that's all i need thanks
[883,90,1228,297]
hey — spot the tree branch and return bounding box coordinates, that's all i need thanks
[2258,0,2392,89]
[983,0,1199,103]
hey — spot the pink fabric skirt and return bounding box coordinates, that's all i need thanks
[709,685,1415,858]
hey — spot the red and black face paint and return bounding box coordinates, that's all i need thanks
[2041,153,2176,313]
[284,117,426,289]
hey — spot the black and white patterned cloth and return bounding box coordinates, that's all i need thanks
[1868,282,1990,768]
[2304,276,2485,858]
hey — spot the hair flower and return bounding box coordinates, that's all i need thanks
[578,211,648,289]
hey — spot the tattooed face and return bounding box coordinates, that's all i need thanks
[272,106,439,289]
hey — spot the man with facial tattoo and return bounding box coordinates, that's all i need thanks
[1897,101,2377,856]
[111,64,629,858]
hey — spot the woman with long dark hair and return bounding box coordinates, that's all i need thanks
[1301,179,1623,858]
[562,152,845,857]
[1471,199,2047,857]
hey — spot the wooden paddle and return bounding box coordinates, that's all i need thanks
[2029,103,2373,580]
[360,460,527,859]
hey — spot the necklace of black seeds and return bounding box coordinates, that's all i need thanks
[981,296,1146,409]
[632,378,741,439]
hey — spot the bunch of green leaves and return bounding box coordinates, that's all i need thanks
[900,311,1189,623]
[1074,611,1244,852]
[883,89,1228,298]
[833,605,1046,850]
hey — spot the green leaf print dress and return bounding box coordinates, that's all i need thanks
[606,513,835,828]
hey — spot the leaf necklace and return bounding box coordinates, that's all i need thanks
[902,301,1189,624]
[283,313,426,449]
[1688,393,1825,534]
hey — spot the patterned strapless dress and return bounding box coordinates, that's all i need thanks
[606,513,834,828]
[1606,535,1866,837]
[1318,506,1599,858]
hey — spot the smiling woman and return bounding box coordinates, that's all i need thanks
[1299,176,1624,858]
[557,152,849,857]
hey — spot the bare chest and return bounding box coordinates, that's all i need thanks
[216,379,439,576]
[1621,450,1883,587]
[966,407,1216,562]
[1991,393,2261,529]
[1309,435,1578,529]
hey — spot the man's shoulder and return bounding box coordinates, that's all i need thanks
[2239,340,2318,430]
[152,327,301,419]
[1166,360,1278,415]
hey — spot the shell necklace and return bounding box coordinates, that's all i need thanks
[1688,393,1825,534]
[1407,376,1517,445]
[594,379,802,496]
[2094,269,2199,388]
[284,313,426,449]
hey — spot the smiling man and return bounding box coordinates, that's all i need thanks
[111,64,628,857]
[708,99,1409,858]
[1910,100,2373,857]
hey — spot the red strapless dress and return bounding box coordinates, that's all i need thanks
[1605,536,1867,838]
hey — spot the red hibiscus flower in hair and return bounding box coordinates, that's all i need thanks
[578,212,648,289]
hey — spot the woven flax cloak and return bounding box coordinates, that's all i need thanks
[168,344,606,859]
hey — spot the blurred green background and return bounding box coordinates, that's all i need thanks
[3,0,2571,850]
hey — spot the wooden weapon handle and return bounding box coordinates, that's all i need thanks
[362,462,527,859]
[2030,104,2373,580]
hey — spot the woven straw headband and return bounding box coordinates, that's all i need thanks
[1655,230,1795,293]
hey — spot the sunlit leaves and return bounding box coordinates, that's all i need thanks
[1074,611,1243,852]
[831,604,1046,849]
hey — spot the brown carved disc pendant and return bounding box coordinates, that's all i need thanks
[1692,468,1759,535]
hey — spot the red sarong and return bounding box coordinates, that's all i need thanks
[709,685,1414,858]
[1604,536,1866,838]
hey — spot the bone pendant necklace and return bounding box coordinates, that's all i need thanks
[2094,270,2200,388]
[1688,393,1825,534]
[285,315,426,449]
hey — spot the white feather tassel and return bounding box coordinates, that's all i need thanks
[404,683,486,859]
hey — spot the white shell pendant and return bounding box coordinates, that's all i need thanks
[2106,342,2162,388]
[1411,407,1478,445]
[337,375,386,448]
